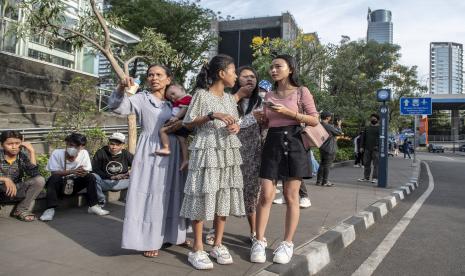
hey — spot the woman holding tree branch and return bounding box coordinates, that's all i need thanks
[108,64,190,258]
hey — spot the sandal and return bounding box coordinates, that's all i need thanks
[13,210,36,222]
[143,250,159,258]
[180,239,192,247]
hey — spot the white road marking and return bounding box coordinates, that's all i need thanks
[441,156,455,161]
[352,162,434,276]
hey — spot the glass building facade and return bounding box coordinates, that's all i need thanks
[367,9,393,44]
[430,42,463,94]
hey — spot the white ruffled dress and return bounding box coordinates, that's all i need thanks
[180,89,245,221]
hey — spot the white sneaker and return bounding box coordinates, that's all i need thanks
[273,196,286,204]
[299,197,312,208]
[250,240,267,263]
[205,229,215,245]
[273,241,294,264]
[88,205,110,216]
[40,208,55,221]
[188,250,213,270]
[250,233,268,247]
[210,245,233,265]
[371,178,378,184]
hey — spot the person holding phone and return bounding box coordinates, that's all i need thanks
[0,131,45,222]
[251,54,319,265]
[40,133,109,221]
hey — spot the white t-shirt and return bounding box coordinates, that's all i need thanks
[46,149,92,172]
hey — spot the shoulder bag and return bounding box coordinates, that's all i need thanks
[297,87,329,150]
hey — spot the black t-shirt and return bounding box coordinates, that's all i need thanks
[92,146,134,179]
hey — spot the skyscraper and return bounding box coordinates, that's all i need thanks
[430,42,463,94]
[367,8,393,44]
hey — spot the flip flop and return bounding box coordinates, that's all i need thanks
[13,210,37,222]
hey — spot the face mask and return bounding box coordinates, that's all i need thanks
[66,147,79,157]
[371,119,378,125]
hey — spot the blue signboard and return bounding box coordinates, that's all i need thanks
[400,97,432,115]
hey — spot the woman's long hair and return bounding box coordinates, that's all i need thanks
[231,66,262,117]
[272,54,300,89]
[193,54,235,91]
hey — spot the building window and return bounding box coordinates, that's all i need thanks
[29,35,74,53]
[28,49,74,68]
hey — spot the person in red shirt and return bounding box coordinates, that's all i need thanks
[155,83,192,170]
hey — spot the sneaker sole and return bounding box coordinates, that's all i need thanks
[273,257,291,264]
[188,259,214,270]
[250,255,266,263]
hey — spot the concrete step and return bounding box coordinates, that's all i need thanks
[0,189,127,217]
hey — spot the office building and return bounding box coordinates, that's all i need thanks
[0,0,139,78]
[212,12,299,67]
[367,8,393,44]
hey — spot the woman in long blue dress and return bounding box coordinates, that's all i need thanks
[109,65,189,257]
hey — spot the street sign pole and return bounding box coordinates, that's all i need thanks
[378,102,389,188]
[413,115,417,165]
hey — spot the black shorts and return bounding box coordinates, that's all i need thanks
[259,125,312,181]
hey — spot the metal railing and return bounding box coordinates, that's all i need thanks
[2,125,132,145]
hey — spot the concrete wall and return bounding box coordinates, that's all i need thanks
[0,52,124,129]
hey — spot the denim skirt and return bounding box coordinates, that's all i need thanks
[259,125,312,181]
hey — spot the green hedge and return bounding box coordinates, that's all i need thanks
[312,146,354,163]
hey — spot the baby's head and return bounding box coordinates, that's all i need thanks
[165,83,187,102]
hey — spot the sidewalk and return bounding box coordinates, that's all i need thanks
[0,156,416,276]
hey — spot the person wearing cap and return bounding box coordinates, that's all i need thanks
[92,132,134,205]
[316,111,343,186]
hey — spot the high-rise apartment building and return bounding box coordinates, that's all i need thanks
[430,42,463,94]
[367,8,393,44]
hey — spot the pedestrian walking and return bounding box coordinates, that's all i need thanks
[180,54,245,270]
[251,54,319,265]
[109,64,190,258]
[315,112,343,186]
[403,138,412,159]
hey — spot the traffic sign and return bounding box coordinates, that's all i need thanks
[400,97,432,115]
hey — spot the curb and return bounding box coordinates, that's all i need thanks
[255,161,422,276]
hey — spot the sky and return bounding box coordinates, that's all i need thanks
[198,0,465,84]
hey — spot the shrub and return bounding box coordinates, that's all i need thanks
[36,154,51,179]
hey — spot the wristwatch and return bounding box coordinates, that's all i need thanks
[207,111,214,121]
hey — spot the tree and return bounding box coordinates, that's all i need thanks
[16,0,176,153]
[46,76,107,155]
[383,64,427,131]
[326,40,401,128]
[109,0,217,83]
[251,33,330,92]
